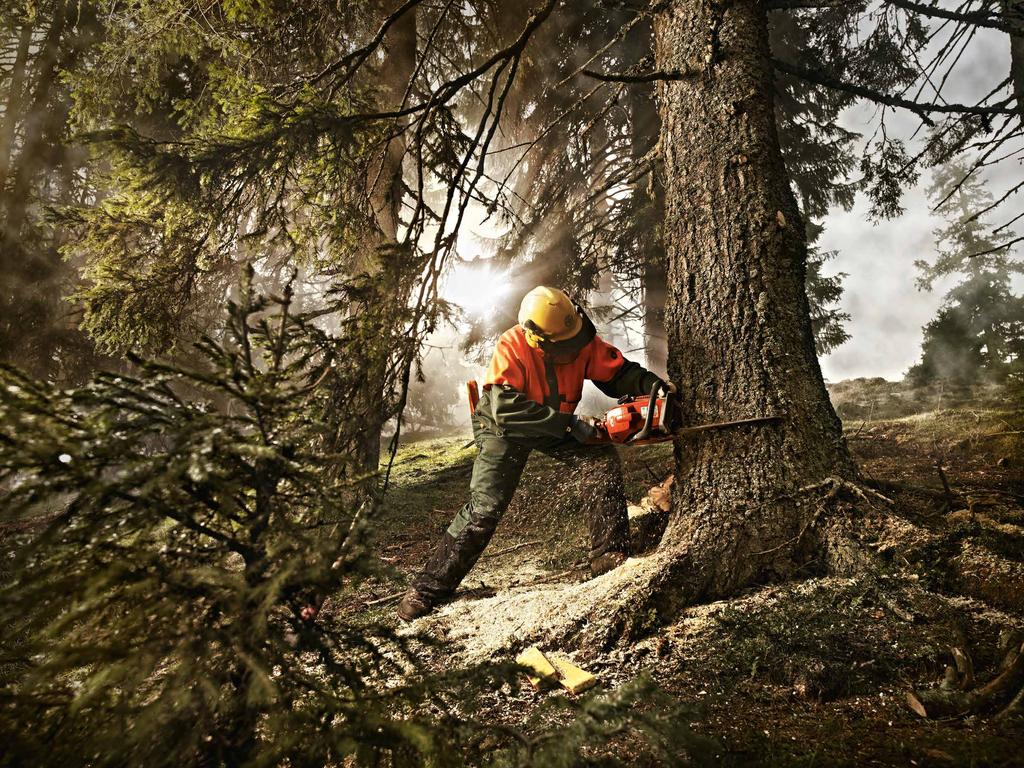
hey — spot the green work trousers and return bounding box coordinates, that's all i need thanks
[413,424,630,602]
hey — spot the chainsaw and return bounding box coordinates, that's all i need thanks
[597,380,780,444]
[466,380,780,444]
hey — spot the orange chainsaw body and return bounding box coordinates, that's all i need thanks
[602,395,672,445]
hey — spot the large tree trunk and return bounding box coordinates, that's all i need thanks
[652,0,855,603]
[0,23,33,196]
[1005,0,1024,123]
[329,3,417,479]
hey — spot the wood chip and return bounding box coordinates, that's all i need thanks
[515,646,598,694]
[549,655,597,694]
[515,646,559,689]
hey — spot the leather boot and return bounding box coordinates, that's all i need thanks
[396,588,434,622]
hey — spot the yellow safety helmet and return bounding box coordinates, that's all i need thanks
[518,286,584,348]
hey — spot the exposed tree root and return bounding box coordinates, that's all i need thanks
[409,548,679,663]
[410,477,915,662]
[907,636,1024,720]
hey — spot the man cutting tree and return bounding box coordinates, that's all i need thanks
[398,286,674,622]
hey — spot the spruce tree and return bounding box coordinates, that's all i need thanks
[909,162,1024,384]
[0,272,704,766]
[0,273,433,765]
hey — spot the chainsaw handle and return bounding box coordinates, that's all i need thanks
[629,380,670,444]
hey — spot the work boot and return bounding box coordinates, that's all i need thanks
[396,589,434,622]
[589,551,627,577]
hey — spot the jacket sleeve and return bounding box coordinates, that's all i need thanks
[476,385,581,441]
[593,360,663,400]
[586,335,663,399]
[485,334,528,390]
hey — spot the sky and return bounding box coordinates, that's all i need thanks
[817,182,947,381]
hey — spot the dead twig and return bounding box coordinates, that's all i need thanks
[847,419,869,439]
[935,461,956,511]
[364,589,405,607]
[797,476,894,508]
[513,567,587,589]
[481,538,546,559]
[753,477,894,558]
[865,478,948,501]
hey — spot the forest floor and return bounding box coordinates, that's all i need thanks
[333,400,1024,766]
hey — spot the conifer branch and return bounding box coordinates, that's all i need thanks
[772,58,1017,125]
[582,67,701,82]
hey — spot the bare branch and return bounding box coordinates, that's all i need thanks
[765,0,861,8]
[887,0,1024,36]
[966,234,1024,258]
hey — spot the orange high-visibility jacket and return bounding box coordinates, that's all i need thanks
[484,325,630,415]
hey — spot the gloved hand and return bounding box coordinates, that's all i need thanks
[660,379,678,395]
[570,415,608,444]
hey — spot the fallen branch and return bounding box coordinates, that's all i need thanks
[864,478,949,501]
[363,583,498,609]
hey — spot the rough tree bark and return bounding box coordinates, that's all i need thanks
[1005,0,1024,123]
[0,23,33,196]
[652,0,856,603]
